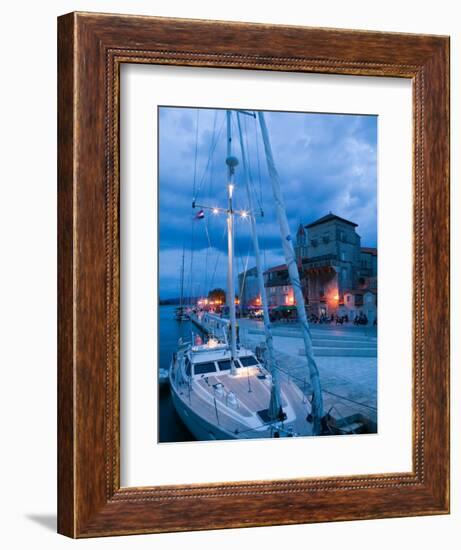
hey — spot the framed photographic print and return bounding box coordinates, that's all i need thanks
[58,12,450,537]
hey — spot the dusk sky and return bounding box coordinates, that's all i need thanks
[159,107,377,300]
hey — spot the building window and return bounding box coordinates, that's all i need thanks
[354,294,363,306]
[346,295,351,303]
[322,233,330,244]
[340,251,346,261]
[311,239,318,247]
[339,230,346,242]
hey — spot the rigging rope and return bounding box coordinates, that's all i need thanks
[202,111,218,298]
[238,244,251,303]
[195,113,225,203]
[254,113,264,214]
[189,109,200,303]
[192,109,200,199]
[208,223,228,292]
[249,113,269,271]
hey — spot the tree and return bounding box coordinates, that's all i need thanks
[207,288,226,304]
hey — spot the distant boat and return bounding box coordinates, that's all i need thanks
[169,109,324,440]
[174,307,189,322]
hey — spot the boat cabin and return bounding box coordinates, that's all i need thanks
[185,351,261,379]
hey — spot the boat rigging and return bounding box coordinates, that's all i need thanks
[169,108,325,439]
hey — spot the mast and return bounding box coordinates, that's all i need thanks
[258,112,325,435]
[225,110,238,375]
[179,245,185,311]
[236,112,283,419]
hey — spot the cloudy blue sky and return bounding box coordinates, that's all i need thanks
[159,107,377,300]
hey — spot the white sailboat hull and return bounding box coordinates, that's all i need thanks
[169,375,236,441]
[168,343,314,441]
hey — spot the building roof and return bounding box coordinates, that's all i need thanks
[305,212,358,229]
[237,266,258,278]
[361,247,378,256]
[264,263,288,274]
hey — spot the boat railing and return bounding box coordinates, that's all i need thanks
[234,422,298,439]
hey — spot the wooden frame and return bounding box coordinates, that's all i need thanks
[58,12,450,538]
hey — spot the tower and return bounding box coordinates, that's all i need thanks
[295,223,307,261]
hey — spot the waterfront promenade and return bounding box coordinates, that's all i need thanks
[238,319,378,426]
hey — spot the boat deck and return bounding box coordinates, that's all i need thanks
[174,368,314,439]
[197,369,276,417]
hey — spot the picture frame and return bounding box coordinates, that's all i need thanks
[57,12,450,537]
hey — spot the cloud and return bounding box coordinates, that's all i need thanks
[159,107,377,299]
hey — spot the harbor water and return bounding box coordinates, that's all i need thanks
[158,305,195,443]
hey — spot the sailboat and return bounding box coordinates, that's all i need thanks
[169,109,324,440]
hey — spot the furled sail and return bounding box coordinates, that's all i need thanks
[236,111,283,420]
[258,112,325,435]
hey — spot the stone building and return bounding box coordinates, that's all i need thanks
[296,213,377,321]
[237,263,295,312]
[238,213,378,323]
[263,264,294,308]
